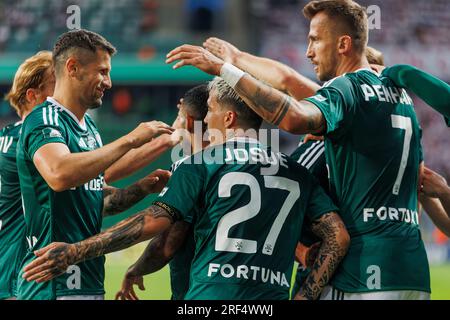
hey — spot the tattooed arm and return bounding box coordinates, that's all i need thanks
[115,222,191,300]
[166,45,326,135]
[127,221,190,276]
[233,76,326,134]
[102,169,171,217]
[203,37,320,100]
[22,204,177,283]
[294,212,350,300]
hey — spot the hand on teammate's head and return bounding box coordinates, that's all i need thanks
[128,121,175,148]
[166,45,224,76]
[370,64,385,74]
[203,37,240,64]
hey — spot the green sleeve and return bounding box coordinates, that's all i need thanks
[304,76,356,140]
[23,110,67,160]
[382,64,450,120]
[305,174,339,222]
[153,161,204,223]
[289,160,338,222]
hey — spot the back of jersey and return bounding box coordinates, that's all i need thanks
[155,138,336,299]
[305,69,429,293]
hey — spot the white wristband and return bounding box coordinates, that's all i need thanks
[220,63,245,88]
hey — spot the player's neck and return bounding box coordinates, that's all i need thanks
[225,127,259,142]
[191,132,208,154]
[335,55,370,77]
[52,83,87,122]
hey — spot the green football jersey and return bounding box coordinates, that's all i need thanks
[167,158,196,301]
[168,228,195,300]
[305,69,430,293]
[0,121,26,299]
[16,98,105,299]
[289,139,327,297]
[154,137,338,300]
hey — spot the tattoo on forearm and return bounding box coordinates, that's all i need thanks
[76,205,173,262]
[38,205,175,280]
[297,213,348,300]
[129,221,190,277]
[130,231,168,276]
[103,185,147,217]
[235,78,295,125]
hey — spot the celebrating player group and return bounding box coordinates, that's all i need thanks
[1,0,450,301]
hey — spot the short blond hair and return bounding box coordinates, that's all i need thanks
[365,46,384,66]
[5,51,53,117]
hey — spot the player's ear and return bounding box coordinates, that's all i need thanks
[186,115,195,132]
[25,88,37,106]
[224,110,237,129]
[338,35,352,55]
[66,57,78,77]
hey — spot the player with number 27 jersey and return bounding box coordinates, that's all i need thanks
[154,137,338,300]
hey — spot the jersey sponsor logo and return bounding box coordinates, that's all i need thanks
[42,128,63,139]
[0,136,14,153]
[361,84,413,105]
[83,176,104,191]
[207,263,290,288]
[311,94,327,102]
[363,207,419,225]
[79,135,99,150]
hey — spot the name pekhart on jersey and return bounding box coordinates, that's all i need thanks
[0,121,26,299]
[16,97,105,299]
[154,137,337,300]
[305,69,430,293]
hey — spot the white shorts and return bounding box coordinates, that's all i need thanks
[320,286,430,300]
[56,294,104,300]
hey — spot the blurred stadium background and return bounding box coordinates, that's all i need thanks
[0,0,449,299]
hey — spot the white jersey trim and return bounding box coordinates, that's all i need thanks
[47,97,87,130]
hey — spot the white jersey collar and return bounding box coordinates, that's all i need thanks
[47,97,87,130]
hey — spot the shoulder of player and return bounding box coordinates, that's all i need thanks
[0,121,20,137]
[22,101,53,126]
[170,156,191,172]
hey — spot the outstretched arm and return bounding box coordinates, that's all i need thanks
[22,204,177,283]
[166,45,326,135]
[294,212,350,300]
[115,222,190,300]
[204,37,320,100]
[34,121,174,191]
[104,135,173,184]
[102,169,171,217]
[382,64,450,118]
[105,114,185,183]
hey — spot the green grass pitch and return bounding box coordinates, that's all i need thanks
[103,243,450,300]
